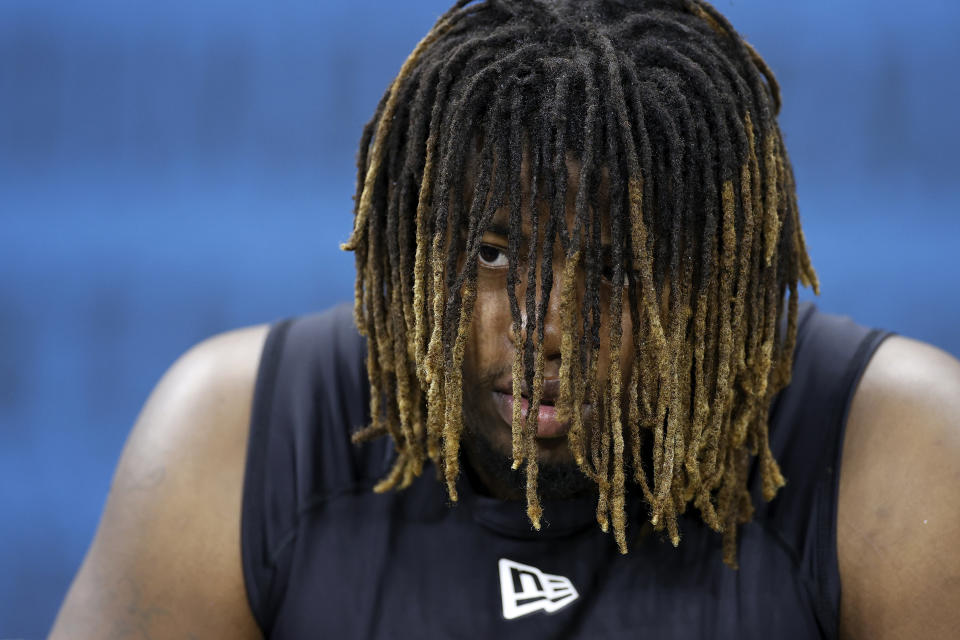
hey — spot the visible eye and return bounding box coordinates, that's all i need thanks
[478,244,509,268]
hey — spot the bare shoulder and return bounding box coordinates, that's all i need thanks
[838,335,960,639]
[49,324,271,640]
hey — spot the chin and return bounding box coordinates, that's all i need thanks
[460,417,596,501]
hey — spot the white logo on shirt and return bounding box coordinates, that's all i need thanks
[498,558,579,620]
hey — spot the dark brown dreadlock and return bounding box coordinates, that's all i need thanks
[342,0,819,568]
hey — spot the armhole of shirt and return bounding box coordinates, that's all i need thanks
[816,326,896,637]
[241,316,295,636]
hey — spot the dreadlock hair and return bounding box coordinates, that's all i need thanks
[342,0,819,568]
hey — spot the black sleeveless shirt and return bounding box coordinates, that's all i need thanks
[241,302,892,639]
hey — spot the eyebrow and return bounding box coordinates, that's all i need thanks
[482,222,514,240]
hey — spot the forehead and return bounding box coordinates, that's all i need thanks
[478,152,614,245]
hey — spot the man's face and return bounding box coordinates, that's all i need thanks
[459,157,638,501]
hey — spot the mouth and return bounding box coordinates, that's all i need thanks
[491,379,587,440]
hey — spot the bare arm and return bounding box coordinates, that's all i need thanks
[838,335,960,639]
[49,325,269,640]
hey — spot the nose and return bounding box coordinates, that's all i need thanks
[507,261,565,372]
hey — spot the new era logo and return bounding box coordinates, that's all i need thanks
[498,558,579,620]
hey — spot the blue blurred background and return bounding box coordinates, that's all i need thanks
[1,0,958,636]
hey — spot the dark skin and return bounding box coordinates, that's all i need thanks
[460,155,638,501]
[50,180,960,638]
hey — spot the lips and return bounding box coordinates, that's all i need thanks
[491,379,582,439]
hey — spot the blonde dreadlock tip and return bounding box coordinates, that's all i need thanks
[763,471,787,501]
[372,479,393,494]
[670,532,681,547]
[650,514,659,527]
[528,509,542,530]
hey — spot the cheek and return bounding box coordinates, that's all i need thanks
[596,295,637,382]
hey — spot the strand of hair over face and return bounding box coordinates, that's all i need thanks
[344,0,819,568]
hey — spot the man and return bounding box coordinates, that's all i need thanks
[51,0,960,638]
